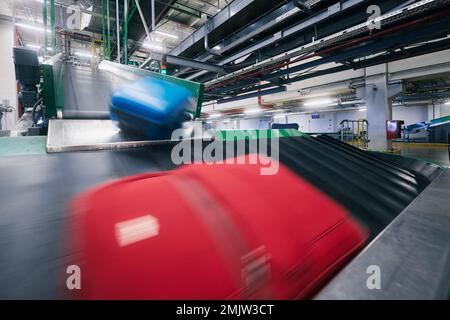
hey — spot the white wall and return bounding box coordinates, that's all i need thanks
[392,105,428,125]
[0,14,17,131]
[287,113,334,133]
[439,103,450,117]
[239,119,271,130]
[336,109,366,126]
[207,104,442,133]
[213,120,238,130]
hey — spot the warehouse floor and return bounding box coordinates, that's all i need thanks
[393,142,450,167]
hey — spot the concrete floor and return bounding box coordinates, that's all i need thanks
[393,142,450,168]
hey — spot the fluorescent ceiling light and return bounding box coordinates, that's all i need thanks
[244,108,262,114]
[142,42,164,51]
[273,114,287,119]
[154,30,178,39]
[26,44,41,49]
[340,100,364,105]
[75,51,93,58]
[208,113,222,119]
[358,108,367,112]
[15,22,50,33]
[303,98,336,107]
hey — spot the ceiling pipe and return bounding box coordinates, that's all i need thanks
[206,6,450,92]
[151,0,156,31]
[43,0,47,55]
[204,16,220,57]
[116,0,120,63]
[123,0,128,64]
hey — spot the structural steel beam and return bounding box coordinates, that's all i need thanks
[170,0,256,56]
[140,53,227,74]
[107,0,111,59]
[50,0,55,52]
[183,0,367,81]
[204,0,446,87]
[43,0,47,55]
[124,0,128,64]
[217,86,287,104]
[116,0,121,63]
[102,0,106,58]
[135,0,151,40]
[293,0,313,14]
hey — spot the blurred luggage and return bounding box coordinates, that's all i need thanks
[110,77,193,139]
[67,157,368,299]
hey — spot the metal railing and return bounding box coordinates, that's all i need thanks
[340,119,369,149]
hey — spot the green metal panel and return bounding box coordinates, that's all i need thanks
[42,53,64,118]
[215,129,304,141]
[43,0,47,53]
[195,84,205,118]
[0,136,47,156]
[430,115,450,127]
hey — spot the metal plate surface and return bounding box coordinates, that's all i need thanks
[46,119,188,153]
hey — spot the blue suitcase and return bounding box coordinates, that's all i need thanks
[110,76,193,139]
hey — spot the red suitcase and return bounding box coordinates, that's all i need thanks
[66,156,368,299]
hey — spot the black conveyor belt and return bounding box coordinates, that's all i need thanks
[62,63,124,119]
[317,169,450,300]
[0,136,442,298]
[0,147,176,299]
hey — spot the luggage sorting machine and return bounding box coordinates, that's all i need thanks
[2,54,450,300]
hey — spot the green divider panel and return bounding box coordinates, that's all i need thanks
[430,115,450,127]
[215,129,304,141]
[0,136,47,156]
[42,53,64,118]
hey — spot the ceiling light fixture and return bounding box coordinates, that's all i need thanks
[244,108,262,114]
[142,42,164,51]
[15,22,50,33]
[303,98,336,107]
[208,113,222,119]
[154,30,178,39]
[26,44,42,49]
[75,51,94,58]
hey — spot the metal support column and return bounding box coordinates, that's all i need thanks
[102,0,106,59]
[116,0,121,63]
[123,0,128,64]
[107,0,111,59]
[151,0,155,30]
[135,0,151,40]
[50,0,55,52]
[43,0,47,55]
[365,65,392,150]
